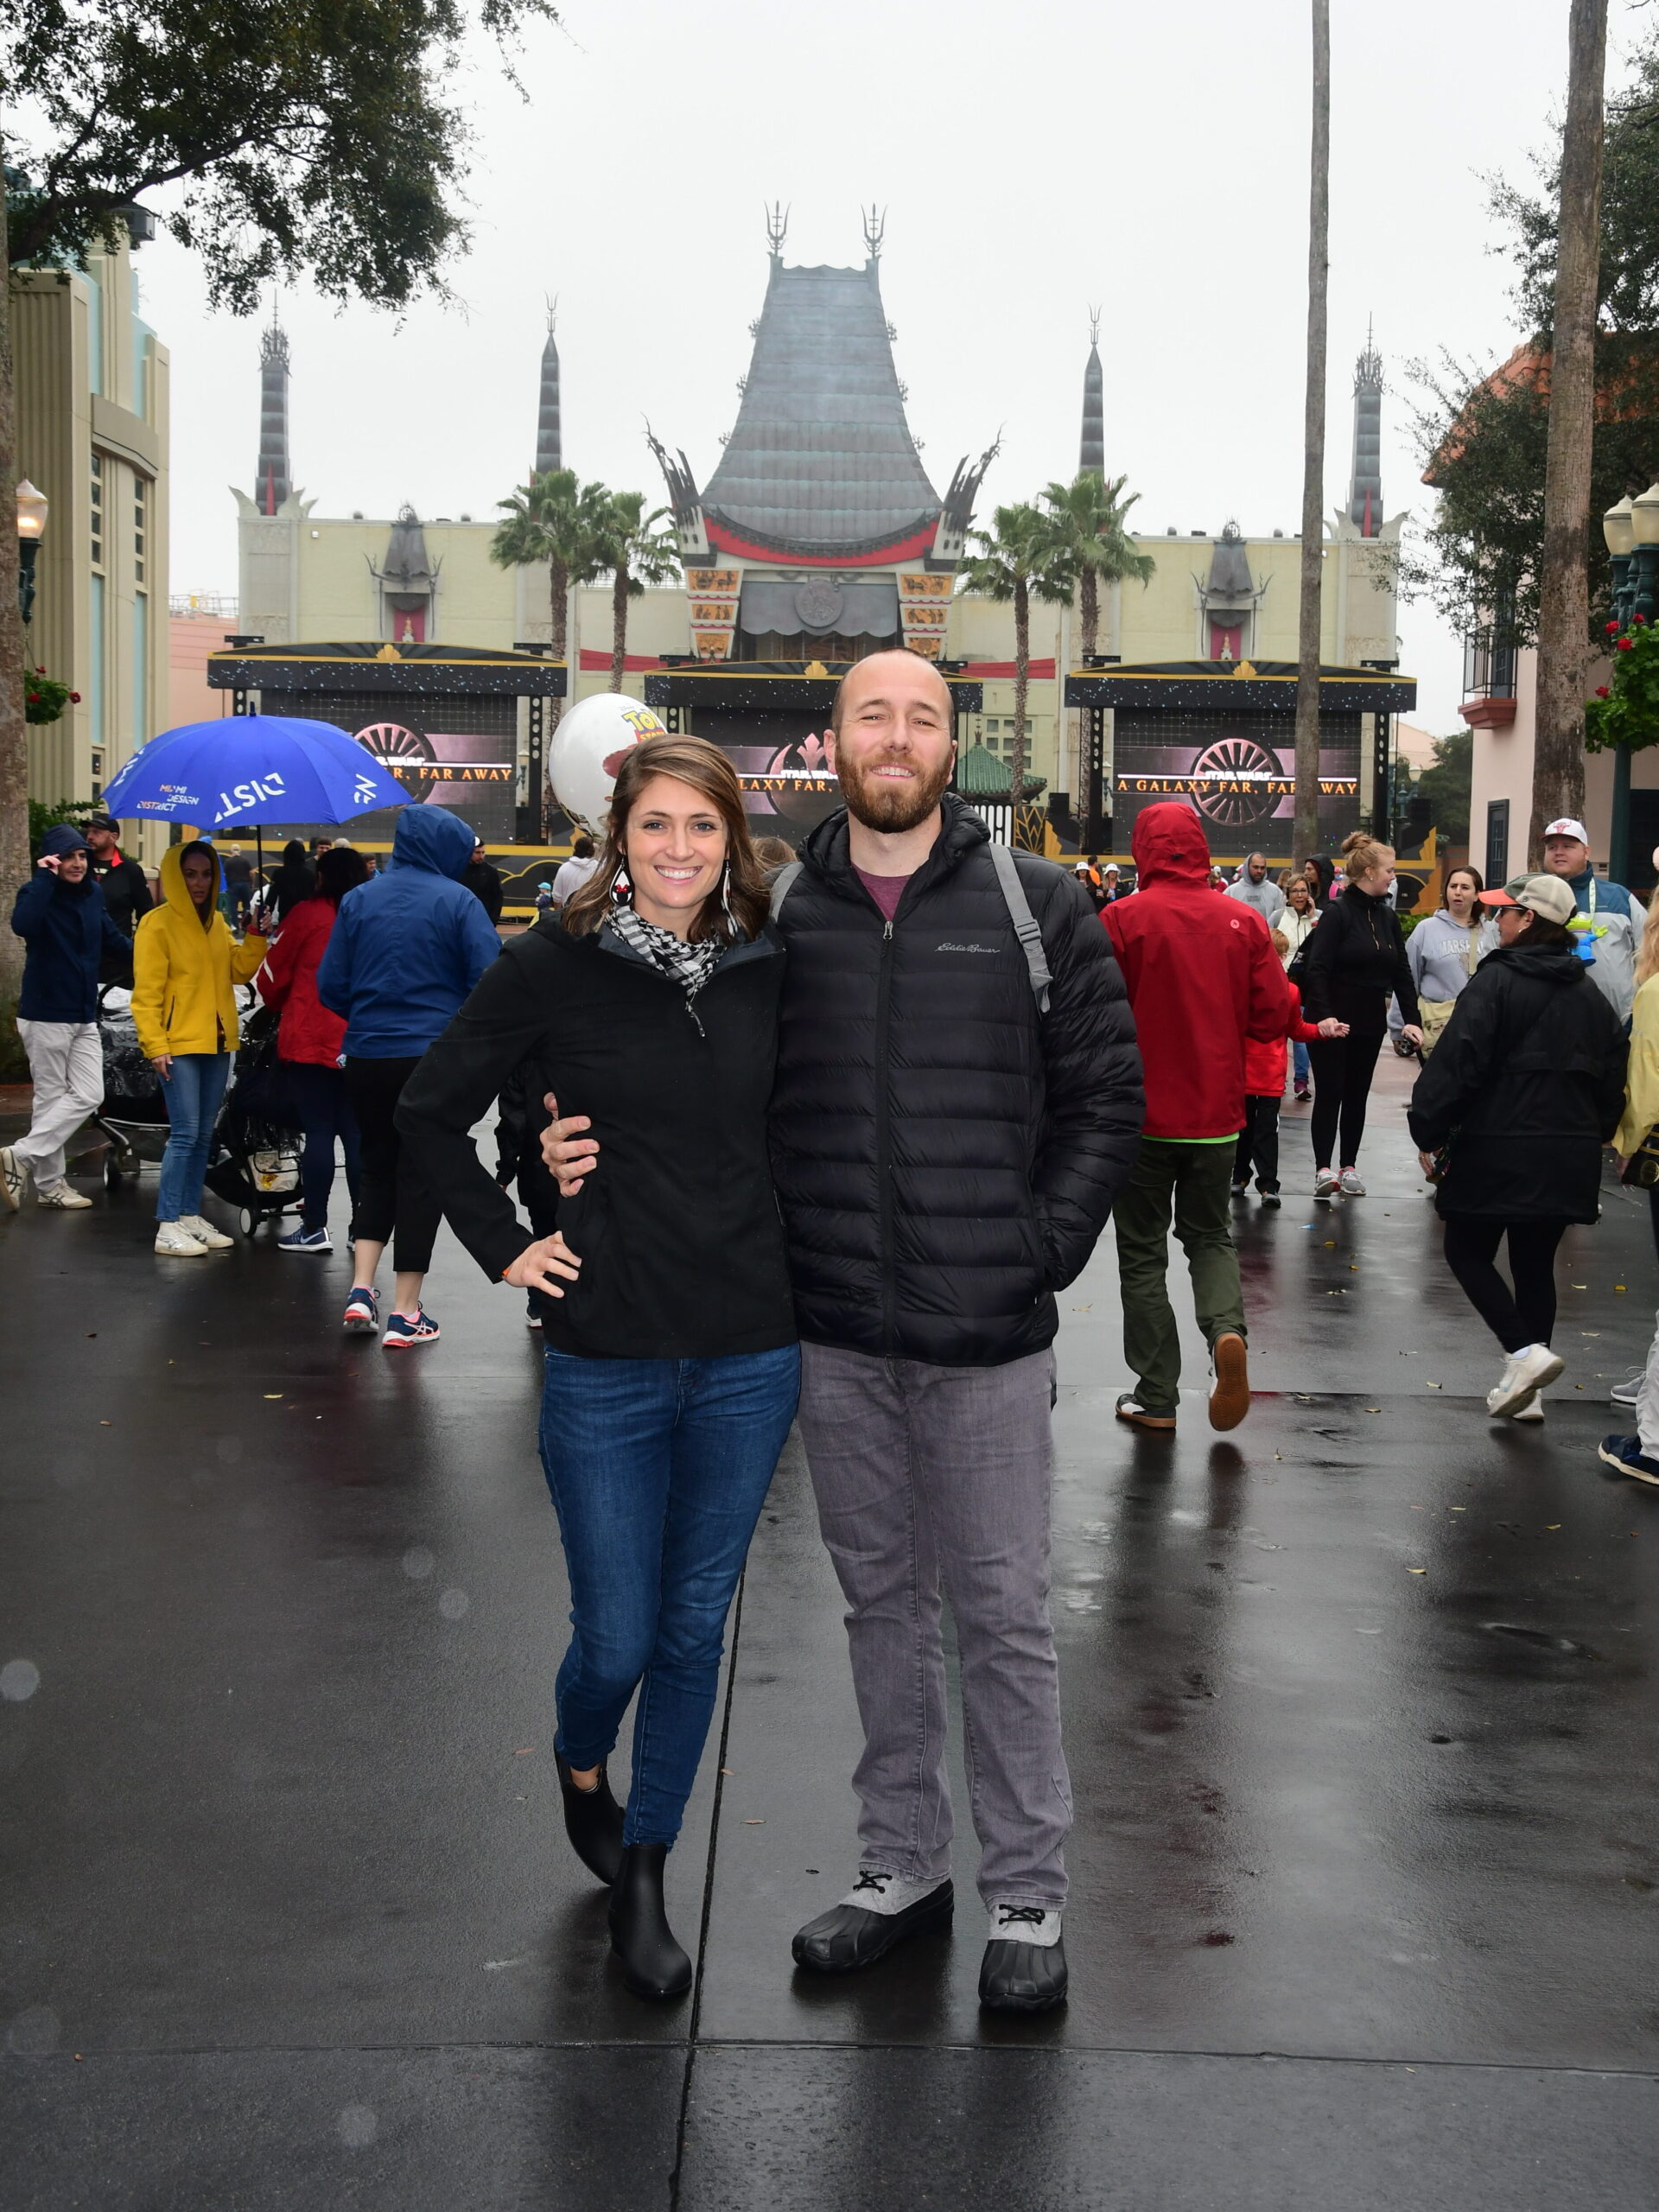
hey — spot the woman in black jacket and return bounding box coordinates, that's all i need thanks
[1408,874,1628,1419]
[1300,831,1425,1195]
[397,735,798,2003]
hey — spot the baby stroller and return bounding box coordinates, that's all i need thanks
[92,985,173,1191]
[203,1004,305,1238]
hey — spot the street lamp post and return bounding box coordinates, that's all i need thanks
[16,479,48,626]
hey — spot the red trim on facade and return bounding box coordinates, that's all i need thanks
[579,648,664,672]
[960,658,1057,680]
[703,516,939,567]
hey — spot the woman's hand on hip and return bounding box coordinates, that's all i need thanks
[539,1093,600,1195]
[504,1232,582,1296]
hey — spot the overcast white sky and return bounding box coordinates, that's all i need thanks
[131,0,1641,731]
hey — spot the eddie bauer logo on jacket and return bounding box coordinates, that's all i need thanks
[936,939,1001,954]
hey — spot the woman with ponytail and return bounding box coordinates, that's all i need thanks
[397,735,798,2003]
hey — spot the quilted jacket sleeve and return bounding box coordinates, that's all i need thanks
[1028,868,1145,1290]
[1406,969,1502,1152]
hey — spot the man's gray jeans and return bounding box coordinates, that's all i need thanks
[795,1341,1070,1909]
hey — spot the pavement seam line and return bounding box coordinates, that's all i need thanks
[666,1565,747,2209]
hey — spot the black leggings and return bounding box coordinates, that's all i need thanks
[1307,1030,1385,1171]
[1233,1094,1281,1192]
[1441,1217,1569,1354]
[343,1054,442,1274]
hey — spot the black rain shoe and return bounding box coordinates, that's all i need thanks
[556,1753,625,1887]
[608,1842,691,2000]
[791,1877,953,1974]
[979,1929,1069,2012]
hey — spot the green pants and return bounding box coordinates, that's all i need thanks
[1113,1140,1247,1415]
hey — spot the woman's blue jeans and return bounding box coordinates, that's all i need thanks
[156,1052,232,1221]
[1292,1039,1311,1087]
[538,1343,800,1847]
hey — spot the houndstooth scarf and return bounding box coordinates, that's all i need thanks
[608,905,722,1033]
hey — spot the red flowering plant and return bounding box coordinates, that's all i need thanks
[1585,613,1659,754]
[23,666,79,725]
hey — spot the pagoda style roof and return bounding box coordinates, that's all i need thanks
[700,258,942,560]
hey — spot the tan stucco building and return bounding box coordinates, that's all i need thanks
[16,224,169,849]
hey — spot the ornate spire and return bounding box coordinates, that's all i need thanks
[257,310,291,515]
[862,204,886,261]
[765,200,789,259]
[1080,308,1103,474]
[1349,319,1384,535]
[536,293,562,475]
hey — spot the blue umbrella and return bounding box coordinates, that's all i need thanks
[100,715,410,831]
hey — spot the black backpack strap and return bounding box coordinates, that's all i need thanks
[988,842,1052,1014]
[767,861,804,921]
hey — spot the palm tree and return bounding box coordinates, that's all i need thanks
[1039,470,1154,658]
[1294,0,1331,863]
[595,491,682,691]
[491,468,611,825]
[1531,0,1607,858]
[960,503,1077,844]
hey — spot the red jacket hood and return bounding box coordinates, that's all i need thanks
[1131,801,1212,887]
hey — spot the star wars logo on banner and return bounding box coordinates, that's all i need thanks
[1111,709,1361,858]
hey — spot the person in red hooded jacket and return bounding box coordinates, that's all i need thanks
[1102,802,1293,1431]
[1232,938,1346,1205]
[257,845,369,1253]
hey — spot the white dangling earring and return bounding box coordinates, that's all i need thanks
[721,860,735,931]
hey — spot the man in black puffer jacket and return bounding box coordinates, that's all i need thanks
[771,652,1141,2013]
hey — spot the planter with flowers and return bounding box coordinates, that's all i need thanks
[24,666,80,725]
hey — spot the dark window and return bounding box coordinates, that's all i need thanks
[1485,798,1510,887]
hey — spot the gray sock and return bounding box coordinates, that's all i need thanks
[838,1869,949,1916]
[988,1903,1062,1948]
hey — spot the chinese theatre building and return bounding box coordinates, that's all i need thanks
[641,207,995,836]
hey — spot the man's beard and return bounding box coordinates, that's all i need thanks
[838,748,955,834]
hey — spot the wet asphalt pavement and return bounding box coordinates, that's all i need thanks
[2,1052,1656,2208]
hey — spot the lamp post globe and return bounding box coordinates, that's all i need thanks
[15,478,48,626]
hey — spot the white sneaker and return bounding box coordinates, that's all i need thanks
[1511,1400,1544,1422]
[155,1221,208,1256]
[0,1146,24,1210]
[1611,1372,1642,1408]
[1338,1168,1366,1196]
[1487,1343,1565,1417]
[178,1213,234,1250]
[1314,1168,1339,1198]
[36,1183,93,1209]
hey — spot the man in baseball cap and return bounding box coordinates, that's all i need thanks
[1539,817,1644,1023]
[82,810,150,973]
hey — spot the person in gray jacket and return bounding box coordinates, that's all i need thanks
[1390,866,1495,1051]
[1225,852,1286,922]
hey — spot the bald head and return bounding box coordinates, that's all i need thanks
[830,649,954,734]
[828,649,957,837]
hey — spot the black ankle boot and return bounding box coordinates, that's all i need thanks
[556,1754,624,1887]
[608,1843,691,1999]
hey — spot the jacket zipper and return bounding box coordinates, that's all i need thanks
[875,918,896,1352]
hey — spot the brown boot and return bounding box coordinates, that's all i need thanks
[1208,1333,1250,1430]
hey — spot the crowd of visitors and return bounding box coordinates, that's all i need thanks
[10,670,1659,2018]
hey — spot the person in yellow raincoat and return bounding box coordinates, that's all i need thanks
[131,840,267,1256]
